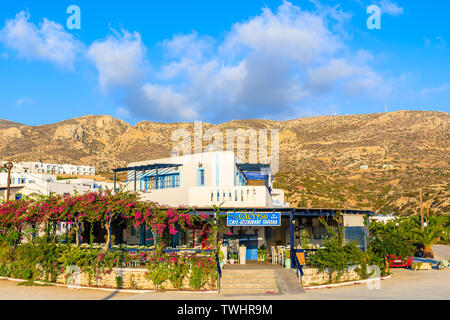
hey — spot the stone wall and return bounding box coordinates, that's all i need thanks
[301,266,362,286]
[55,267,217,291]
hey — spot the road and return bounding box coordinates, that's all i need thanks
[432,244,450,261]
[0,267,449,300]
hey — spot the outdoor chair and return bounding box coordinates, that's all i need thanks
[278,247,285,265]
[271,246,278,264]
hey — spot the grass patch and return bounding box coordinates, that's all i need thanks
[18,280,51,287]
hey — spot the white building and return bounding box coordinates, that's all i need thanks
[0,161,95,176]
[370,214,397,224]
[123,151,288,208]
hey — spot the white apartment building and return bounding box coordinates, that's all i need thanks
[123,151,288,208]
[0,172,113,200]
[0,161,95,176]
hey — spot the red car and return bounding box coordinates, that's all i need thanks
[387,255,413,268]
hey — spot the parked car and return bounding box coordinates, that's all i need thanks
[387,254,413,268]
[414,243,425,257]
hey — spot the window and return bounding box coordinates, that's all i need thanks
[142,173,180,190]
[180,228,202,248]
[197,168,205,186]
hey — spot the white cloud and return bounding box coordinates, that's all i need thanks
[0,11,81,69]
[221,2,342,64]
[378,0,404,16]
[424,36,446,49]
[16,97,35,105]
[88,30,147,93]
[140,84,200,120]
[419,83,450,96]
[116,106,131,118]
[90,1,393,122]
[436,36,446,49]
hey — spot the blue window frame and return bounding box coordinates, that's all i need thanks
[142,173,180,191]
[197,168,205,186]
[235,167,247,186]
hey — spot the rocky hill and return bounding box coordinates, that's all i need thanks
[0,111,448,215]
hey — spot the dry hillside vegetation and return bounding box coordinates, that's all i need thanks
[0,111,448,215]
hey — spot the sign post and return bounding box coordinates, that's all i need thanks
[3,162,13,201]
[227,212,281,227]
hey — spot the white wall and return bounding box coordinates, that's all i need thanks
[127,151,285,209]
[138,187,190,207]
[188,186,273,208]
[343,214,365,227]
[5,161,96,176]
[128,151,238,189]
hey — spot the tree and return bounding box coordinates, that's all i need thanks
[367,218,415,274]
[409,214,448,258]
[309,213,367,282]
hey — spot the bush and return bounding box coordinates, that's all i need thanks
[189,263,205,291]
[309,214,369,282]
[146,258,168,291]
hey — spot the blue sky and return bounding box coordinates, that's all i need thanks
[0,0,449,125]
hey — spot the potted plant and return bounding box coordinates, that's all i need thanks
[218,250,225,269]
[258,244,268,262]
[298,229,311,249]
[229,253,237,264]
[284,249,291,269]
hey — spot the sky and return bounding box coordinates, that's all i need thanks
[0,0,449,126]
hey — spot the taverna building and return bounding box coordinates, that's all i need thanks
[114,151,372,263]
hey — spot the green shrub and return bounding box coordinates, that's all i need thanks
[189,263,205,291]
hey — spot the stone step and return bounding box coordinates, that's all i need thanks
[221,282,278,289]
[219,269,279,294]
[221,278,277,285]
[220,288,279,295]
[221,275,276,281]
[222,268,275,273]
[222,271,276,277]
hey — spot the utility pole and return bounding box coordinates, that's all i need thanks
[420,188,424,232]
[3,162,13,201]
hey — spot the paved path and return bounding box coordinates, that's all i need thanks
[300,268,450,300]
[0,268,449,300]
[432,244,450,260]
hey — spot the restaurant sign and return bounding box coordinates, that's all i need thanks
[227,212,281,226]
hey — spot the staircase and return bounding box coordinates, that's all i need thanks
[220,268,279,295]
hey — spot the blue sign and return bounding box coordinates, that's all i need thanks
[227,212,281,226]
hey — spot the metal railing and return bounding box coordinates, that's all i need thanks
[292,251,304,286]
[292,249,318,287]
[215,252,222,293]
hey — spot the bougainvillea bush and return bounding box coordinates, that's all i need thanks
[0,190,210,249]
[0,191,221,290]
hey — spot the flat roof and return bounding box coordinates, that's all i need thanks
[113,163,183,173]
[237,163,271,172]
[0,185,24,190]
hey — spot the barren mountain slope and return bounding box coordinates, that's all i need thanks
[0,111,448,215]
